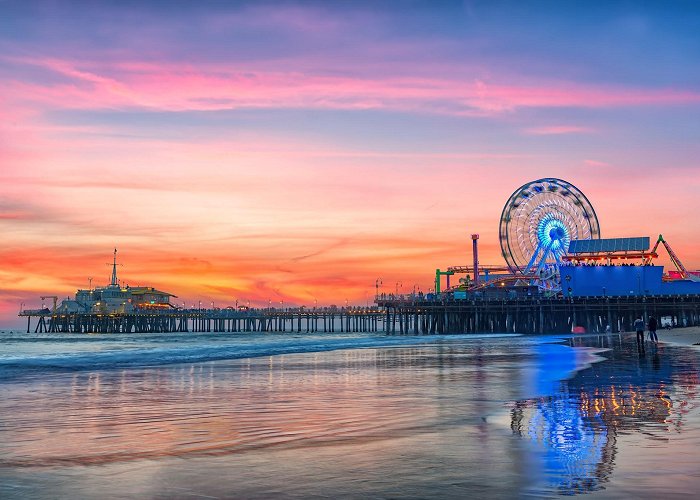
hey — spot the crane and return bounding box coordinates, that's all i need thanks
[435,269,455,294]
[40,295,58,315]
[648,234,700,282]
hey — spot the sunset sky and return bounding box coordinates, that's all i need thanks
[2,1,699,327]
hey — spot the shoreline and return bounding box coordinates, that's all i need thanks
[2,328,700,349]
[642,326,700,347]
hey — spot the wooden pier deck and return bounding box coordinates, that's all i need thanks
[378,295,700,334]
[19,307,385,334]
[18,294,700,335]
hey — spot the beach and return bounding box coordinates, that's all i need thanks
[656,326,700,346]
[1,330,699,498]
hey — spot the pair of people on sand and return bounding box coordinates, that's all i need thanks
[634,316,658,348]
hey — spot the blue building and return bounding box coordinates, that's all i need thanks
[560,265,700,297]
[560,236,700,297]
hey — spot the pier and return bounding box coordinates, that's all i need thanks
[19,307,385,334]
[19,294,700,335]
[378,294,700,334]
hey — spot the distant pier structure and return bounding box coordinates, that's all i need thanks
[19,307,384,334]
[18,294,700,335]
[17,248,383,334]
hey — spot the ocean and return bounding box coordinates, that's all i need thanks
[0,330,698,499]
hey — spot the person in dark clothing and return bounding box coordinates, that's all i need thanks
[634,316,645,351]
[648,316,658,344]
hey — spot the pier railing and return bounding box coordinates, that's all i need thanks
[18,294,700,335]
[378,294,700,335]
[19,306,385,334]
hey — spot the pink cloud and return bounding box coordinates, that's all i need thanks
[584,159,610,167]
[6,57,700,116]
[524,125,595,135]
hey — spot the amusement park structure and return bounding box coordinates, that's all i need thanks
[648,234,700,282]
[373,177,700,335]
[434,178,599,295]
[433,177,700,298]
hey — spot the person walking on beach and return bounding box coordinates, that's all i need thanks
[634,316,645,351]
[648,316,658,344]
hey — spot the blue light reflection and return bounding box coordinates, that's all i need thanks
[536,215,570,261]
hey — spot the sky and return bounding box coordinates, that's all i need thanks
[1,0,700,327]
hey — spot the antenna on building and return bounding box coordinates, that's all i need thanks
[107,248,122,287]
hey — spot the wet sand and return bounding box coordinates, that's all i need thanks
[651,326,700,346]
[2,332,700,499]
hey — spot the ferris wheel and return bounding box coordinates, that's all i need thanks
[499,178,600,276]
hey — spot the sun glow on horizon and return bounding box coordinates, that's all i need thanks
[2,1,699,327]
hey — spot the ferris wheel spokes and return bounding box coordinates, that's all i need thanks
[498,178,600,292]
[523,239,548,275]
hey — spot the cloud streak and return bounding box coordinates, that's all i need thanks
[524,125,595,135]
[6,57,700,117]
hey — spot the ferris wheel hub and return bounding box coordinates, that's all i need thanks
[549,227,565,240]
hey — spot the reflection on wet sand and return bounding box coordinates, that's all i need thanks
[0,334,699,498]
[510,334,699,495]
[2,350,449,467]
[0,341,555,470]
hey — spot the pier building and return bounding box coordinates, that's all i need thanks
[51,249,178,315]
[560,235,700,297]
[19,248,384,334]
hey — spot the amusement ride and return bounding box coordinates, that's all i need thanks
[436,177,696,296]
[498,177,600,292]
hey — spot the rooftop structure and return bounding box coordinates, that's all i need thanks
[563,236,657,266]
[55,249,178,315]
[568,237,650,254]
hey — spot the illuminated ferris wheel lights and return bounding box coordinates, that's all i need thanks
[499,178,600,281]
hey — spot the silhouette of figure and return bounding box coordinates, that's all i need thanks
[648,316,658,344]
[634,316,645,352]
